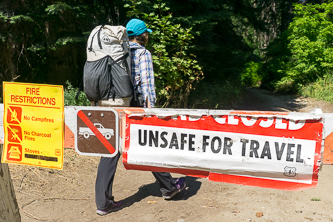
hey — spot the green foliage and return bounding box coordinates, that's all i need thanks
[241,61,262,87]
[260,31,292,91]
[125,0,203,108]
[45,2,88,17]
[124,0,261,108]
[300,74,333,104]
[1,0,301,108]
[274,77,301,94]
[64,81,90,106]
[0,12,9,22]
[287,2,333,84]
[260,2,333,94]
[9,15,34,23]
[45,2,74,15]
[55,37,88,47]
[160,0,257,82]
[0,1,92,87]
[311,198,321,201]
[188,81,242,109]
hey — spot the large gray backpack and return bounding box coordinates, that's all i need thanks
[83,25,133,102]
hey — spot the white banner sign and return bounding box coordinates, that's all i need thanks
[123,111,323,191]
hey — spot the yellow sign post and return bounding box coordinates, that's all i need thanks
[2,82,64,169]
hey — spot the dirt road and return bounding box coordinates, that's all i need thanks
[8,88,333,222]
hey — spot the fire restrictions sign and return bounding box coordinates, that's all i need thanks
[75,107,119,157]
[123,110,323,191]
[2,82,64,169]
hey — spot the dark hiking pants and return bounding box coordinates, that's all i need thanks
[95,154,120,210]
[95,154,175,210]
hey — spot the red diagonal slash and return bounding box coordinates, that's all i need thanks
[77,110,115,154]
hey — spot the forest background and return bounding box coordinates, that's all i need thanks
[1,0,333,109]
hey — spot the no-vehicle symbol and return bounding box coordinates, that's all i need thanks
[75,108,119,157]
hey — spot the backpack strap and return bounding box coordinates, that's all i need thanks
[88,25,104,52]
[108,53,130,101]
[129,48,146,102]
[109,53,129,67]
[97,25,104,49]
[81,25,104,101]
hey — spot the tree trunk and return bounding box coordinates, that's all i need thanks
[0,144,21,222]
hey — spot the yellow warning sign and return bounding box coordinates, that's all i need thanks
[2,82,64,169]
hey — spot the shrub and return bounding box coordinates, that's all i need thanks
[300,74,333,104]
[64,81,90,106]
[241,61,262,87]
[287,3,333,85]
[125,0,203,108]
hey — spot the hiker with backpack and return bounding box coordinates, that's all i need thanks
[84,19,186,216]
[126,17,187,200]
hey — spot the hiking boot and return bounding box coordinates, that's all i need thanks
[163,177,187,200]
[96,201,124,216]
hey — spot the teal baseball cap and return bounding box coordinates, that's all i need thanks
[126,19,152,36]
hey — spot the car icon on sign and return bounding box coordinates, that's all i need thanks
[79,123,114,140]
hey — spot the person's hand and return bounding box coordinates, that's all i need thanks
[146,97,151,108]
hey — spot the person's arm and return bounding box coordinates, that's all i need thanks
[139,50,156,108]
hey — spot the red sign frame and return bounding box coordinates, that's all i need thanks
[123,112,323,191]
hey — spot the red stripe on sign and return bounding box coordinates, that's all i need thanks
[77,110,115,154]
[208,172,317,191]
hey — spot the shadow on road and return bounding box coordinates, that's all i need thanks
[122,176,202,208]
